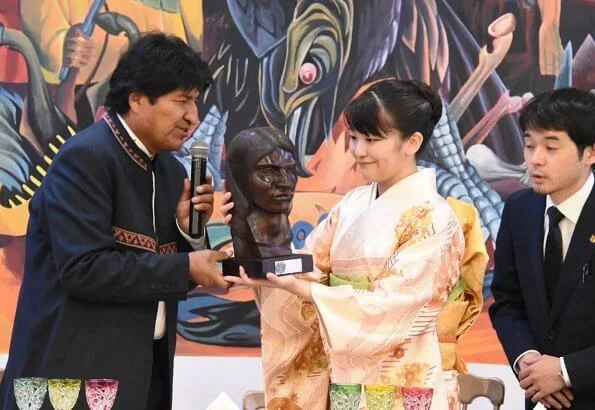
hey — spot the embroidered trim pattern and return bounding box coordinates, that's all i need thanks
[395,202,434,251]
[159,242,178,254]
[113,227,157,252]
[102,113,148,171]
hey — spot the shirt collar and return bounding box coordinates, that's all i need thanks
[374,167,437,202]
[116,113,154,159]
[545,172,594,224]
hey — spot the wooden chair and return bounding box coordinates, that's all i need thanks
[242,390,265,410]
[0,369,3,383]
[458,372,505,409]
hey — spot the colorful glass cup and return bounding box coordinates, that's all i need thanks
[401,386,433,410]
[329,383,362,410]
[13,377,47,410]
[48,379,81,410]
[85,379,119,410]
[364,384,396,410]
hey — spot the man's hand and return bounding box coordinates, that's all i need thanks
[519,352,541,373]
[176,175,214,235]
[188,250,231,289]
[520,354,573,409]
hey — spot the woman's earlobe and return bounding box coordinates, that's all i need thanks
[408,132,424,154]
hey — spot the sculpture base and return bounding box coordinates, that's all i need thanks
[222,254,313,278]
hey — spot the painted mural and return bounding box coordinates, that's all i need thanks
[1,0,593,363]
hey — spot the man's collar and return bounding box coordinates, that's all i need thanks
[101,109,153,171]
[116,113,154,159]
[545,173,595,224]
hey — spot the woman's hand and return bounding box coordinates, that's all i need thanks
[224,267,313,301]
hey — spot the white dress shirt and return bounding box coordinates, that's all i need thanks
[515,172,595,388]
[543,173,594,258]
[117,114,204,340]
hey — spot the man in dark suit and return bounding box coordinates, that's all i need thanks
[0,33,231,410]
[490,87,595,410]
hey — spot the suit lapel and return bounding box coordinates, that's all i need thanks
[522,192,549,317]
[549,184,595,323]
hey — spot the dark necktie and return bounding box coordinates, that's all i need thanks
[544,206,564,304]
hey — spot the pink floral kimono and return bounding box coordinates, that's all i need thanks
[255,168,464,409]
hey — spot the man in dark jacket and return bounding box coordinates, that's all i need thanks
[490,88,595,409]
[0,33,230,410]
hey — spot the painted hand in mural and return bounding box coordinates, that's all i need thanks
[537,0,564,76]
[538,24,564,76]
[62,24,95,70]
[176,175,215,236]
[188,249,231,290]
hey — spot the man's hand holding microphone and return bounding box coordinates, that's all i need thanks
[176,141,231,290]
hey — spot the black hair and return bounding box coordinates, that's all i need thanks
[105,32,212,114]
[344,79,442,153]
[519,87,595,153]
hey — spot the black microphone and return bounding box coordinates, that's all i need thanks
[189,141,209,239]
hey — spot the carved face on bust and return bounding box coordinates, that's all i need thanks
[225,126,299,258]
[249,148,297,214]
[226,127,299,217]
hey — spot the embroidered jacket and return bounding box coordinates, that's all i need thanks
[0,108,195,410]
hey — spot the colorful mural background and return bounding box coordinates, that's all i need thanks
[1,0,594,364]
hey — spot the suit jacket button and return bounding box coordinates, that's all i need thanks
[150,283,157,290]
[547,330,555,340]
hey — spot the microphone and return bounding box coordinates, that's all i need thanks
[189,141,209,239]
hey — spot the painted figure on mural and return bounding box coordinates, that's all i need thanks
[449,0,595,94]
[19,0,203,84]
[200,0,519,262]
[17,0,204,126]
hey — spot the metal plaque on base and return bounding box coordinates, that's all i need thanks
[222,254,313,278]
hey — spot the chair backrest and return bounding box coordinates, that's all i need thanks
[242,390,265,410]
[458,372,505,410]
[0,369,4,383]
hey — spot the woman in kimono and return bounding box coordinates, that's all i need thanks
[224,79,465,409]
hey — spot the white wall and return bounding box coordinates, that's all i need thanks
[1,354,525,409]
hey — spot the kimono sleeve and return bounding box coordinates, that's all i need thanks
[310,202,464,374]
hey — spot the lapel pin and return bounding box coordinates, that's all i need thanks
[590,234,595,244]
[582,263,591,283]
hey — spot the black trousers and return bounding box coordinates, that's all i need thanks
[146,339,169,410]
